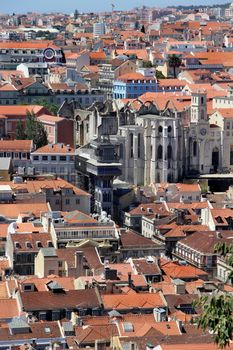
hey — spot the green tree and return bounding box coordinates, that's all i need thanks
[168,54,182,78]
[196,242,233,348]
[142,60,153,68]
[156,70,166,79]
[32,99,59,115]
[15,120,26,140]
[141,24,146,34]
[25,112,48,149]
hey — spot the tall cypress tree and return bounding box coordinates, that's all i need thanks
[15,120,26,140]
[25,112,48,149]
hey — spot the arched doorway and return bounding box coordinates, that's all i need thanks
[212,147,219,171]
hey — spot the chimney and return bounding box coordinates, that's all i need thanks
[128,272,132,288]
[75,251,84,277]
[48,217,52,234]
[105,267,117,280]
[174,279,186,295]
[95,340,107,350]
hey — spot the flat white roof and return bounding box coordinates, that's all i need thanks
[0,185,12,192]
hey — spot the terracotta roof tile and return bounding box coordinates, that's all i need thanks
[33,143,75,154]
[0,140,33,152]
[160,259,208,279]
[0,105,45,117]
[21,288,101,311]
[120,230,160,248]
[0,299,19,319]
[101,291,165,310]
[0,203,50,219]
[0,41,58,49]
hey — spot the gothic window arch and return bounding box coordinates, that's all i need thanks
[201,109,205,120]
[157,145,163,160]
[193,141,197,157]
[167,145,172,160]
[119,144,124,159]
[130,133,134,158]
[138,133,141,158]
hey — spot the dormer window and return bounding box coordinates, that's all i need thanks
[15,242,20,249]
[26,241,32,249]
[23,284,34,292]
[47,241,53,248]
[36,241,42,248]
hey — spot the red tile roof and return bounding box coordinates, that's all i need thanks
[0,299,19,319]
[33,143,75,154]
[120,230,160,248]
[0,41,58,49]
[102,290,165,310]
[20,288,101,311]
[11,232,53,252]
[117,72,154,82]
[0,203,50,219]
[0,140,33,152]
[0,105,45,117]
[160,259,208,279]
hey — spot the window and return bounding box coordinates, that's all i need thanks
[130,133,134,158]
[51,156,56,161]
[138,133,141,158]
[167,145,172,160]
[65,199,70,205]
[168,126,172,132]
[230,146,233,165]
[59,156,66,161]
[42,156,48,161]
[193,141,197,157]
[33,156,39,161]
[157,145,163,160]
[36,241,42,248]
[23,284,33,291]
[76,199,80,205]
[26,241,32,249]
[158,126,163,133]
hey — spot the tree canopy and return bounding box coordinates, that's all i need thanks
[196,242,233,348]
[16,112,48,149]
[142,60,153,68]
[168,54,182,78]
[141,24,146,34]
[156,70,166,79]
[15,120,26,140]
[32,98,59,115]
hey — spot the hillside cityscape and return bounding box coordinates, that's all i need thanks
[0,2,232,350]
